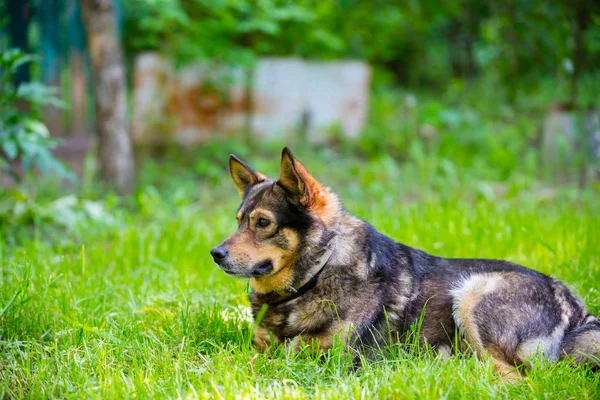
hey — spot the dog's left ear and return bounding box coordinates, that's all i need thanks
[229,154,266,197]
[278,147,324,207]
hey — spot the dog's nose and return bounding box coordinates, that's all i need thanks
[210,246,228,262]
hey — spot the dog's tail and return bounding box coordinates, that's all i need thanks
[561,314,600,367]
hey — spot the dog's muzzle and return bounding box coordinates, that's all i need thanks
[210,246,273,278]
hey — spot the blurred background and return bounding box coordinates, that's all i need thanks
[3,3,600,396]
[0,0,599,242]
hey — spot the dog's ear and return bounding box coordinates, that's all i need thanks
[229,154,265,197]
[278,147,323,207]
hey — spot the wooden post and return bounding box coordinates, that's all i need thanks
[68,0,89,137]
[80,0,134,195]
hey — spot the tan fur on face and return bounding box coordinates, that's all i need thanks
[248,208,277,232]
[223,227,299,294]
[250,268,295,294]
[249,228,299,293]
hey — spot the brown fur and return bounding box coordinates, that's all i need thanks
[250,266,295,294]
[488,344,523,381]
[253,325,277,351]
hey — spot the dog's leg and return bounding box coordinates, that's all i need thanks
[450,274,505,356]
[287,330,337,352]
[451,293,523,381]
[487,345,523,381]
[286,322,355,352]
[253,325,278,352]
[453,305,524,380]
[450,272,573,380]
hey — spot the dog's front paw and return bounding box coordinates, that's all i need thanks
[253,326,277,352]
[284,335,329,353]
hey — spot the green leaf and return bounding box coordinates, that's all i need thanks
[17,83,68,109]
[237,19,280,35]
[2,140,18,160]
[0,48,38,74]
[24,120,50,138]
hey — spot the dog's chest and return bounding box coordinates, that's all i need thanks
[250,294,338,340]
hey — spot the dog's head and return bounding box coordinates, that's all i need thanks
[210,147,341,293]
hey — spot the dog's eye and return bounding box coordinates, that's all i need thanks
[257,218,271,228]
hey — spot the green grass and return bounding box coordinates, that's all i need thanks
[1,147,599,399]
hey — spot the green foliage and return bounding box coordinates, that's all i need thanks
[2,79,595,244]
[0,185,118,247]
[122,0,600,104]
[352,85,540,183]
[123,0,325,67]
[0,49,72,182]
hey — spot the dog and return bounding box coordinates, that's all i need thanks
[210,147,600,378]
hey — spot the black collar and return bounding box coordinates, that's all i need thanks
[260,261,330,306]
[258,243,336,306]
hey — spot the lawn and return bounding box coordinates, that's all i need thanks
[1,144,599,399]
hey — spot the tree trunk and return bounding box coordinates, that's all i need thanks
[569,7,589,107]
[243,67,254,145]
[80,0,134,195]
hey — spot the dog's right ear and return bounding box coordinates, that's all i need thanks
[278,147,325,207]
[229,154,265,197]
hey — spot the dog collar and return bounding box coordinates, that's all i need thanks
[263,235,337,306]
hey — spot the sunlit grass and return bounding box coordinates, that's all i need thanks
[1,152,599,398]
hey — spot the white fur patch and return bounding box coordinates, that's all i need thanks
[519,332,563,361]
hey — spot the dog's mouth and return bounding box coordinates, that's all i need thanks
[218,259,273,278]
[217,264,249,278]
[250,260,273,277]
[221,270,248,278]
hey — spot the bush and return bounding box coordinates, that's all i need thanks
[0,48,73,182]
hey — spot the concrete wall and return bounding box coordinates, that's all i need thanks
[132,53,370,144]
